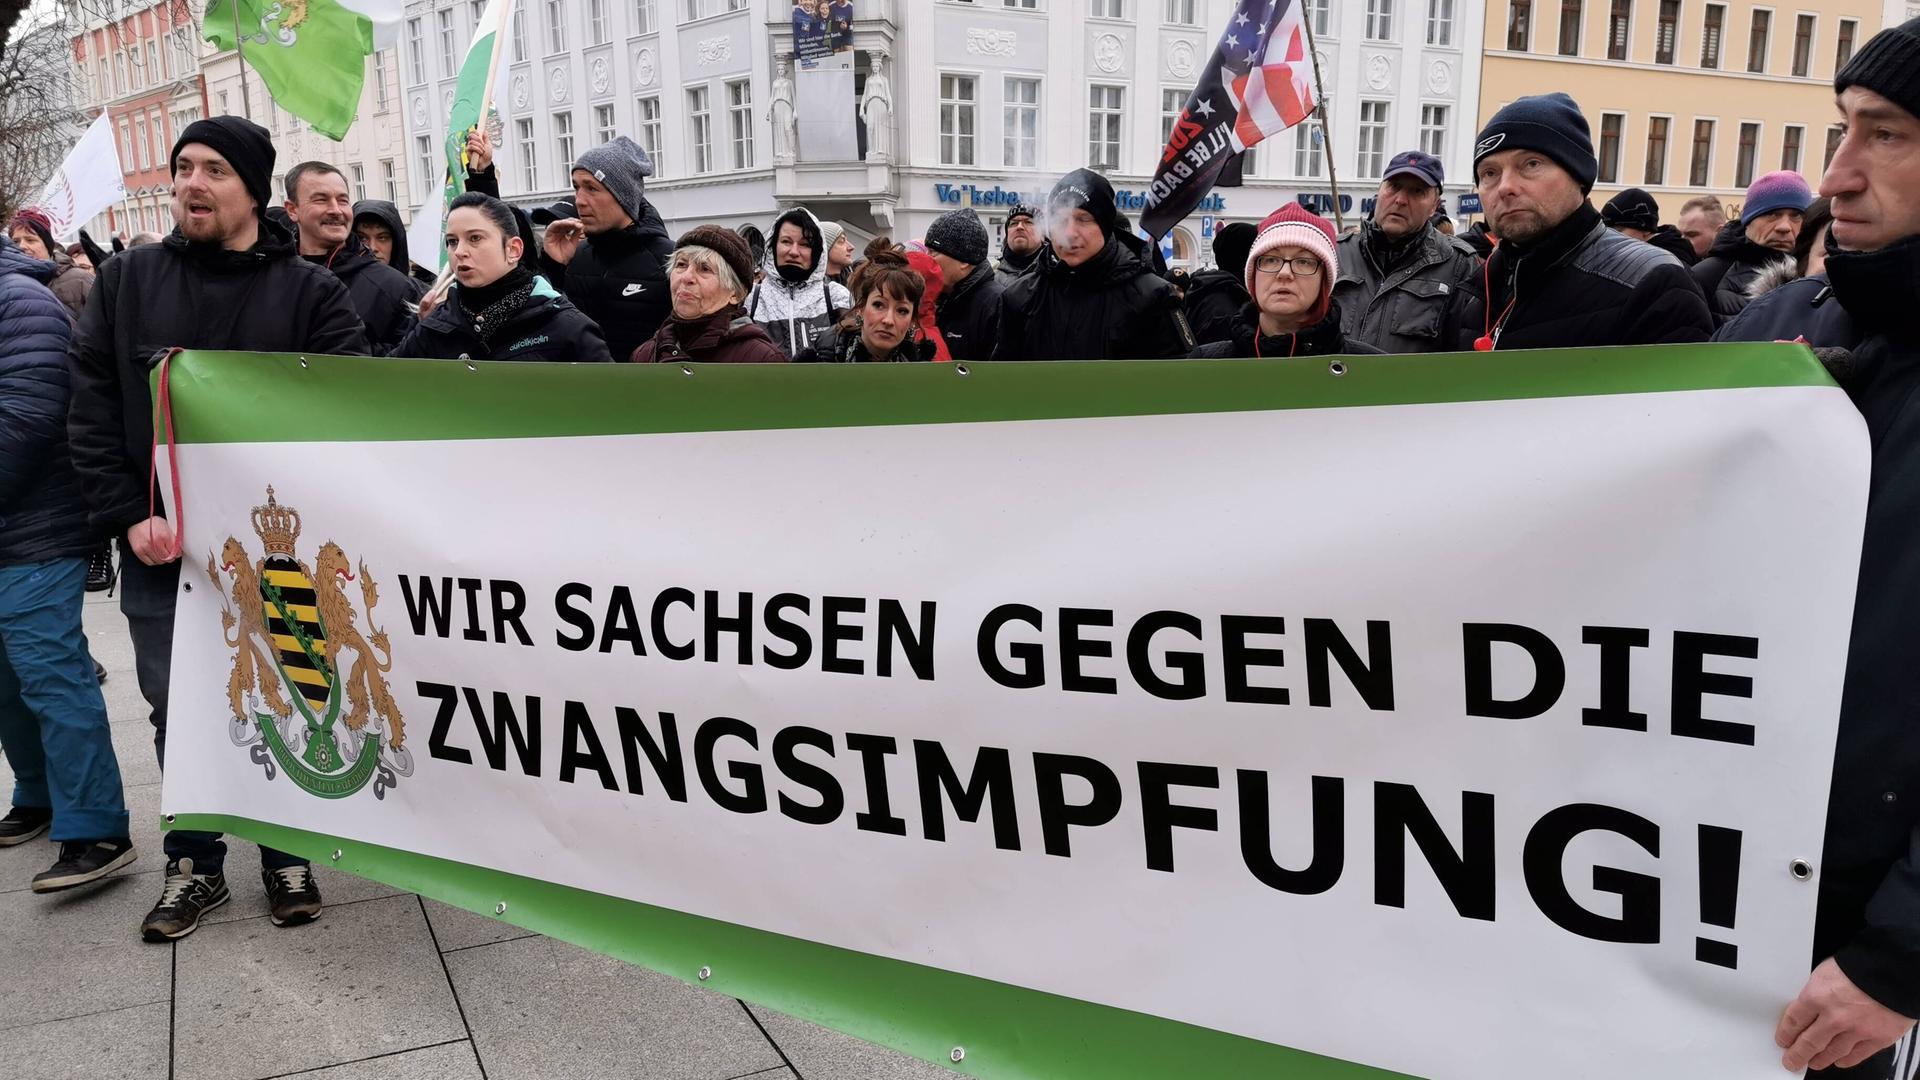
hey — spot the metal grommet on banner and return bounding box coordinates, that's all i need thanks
[680,365,694,377]
[465,360,478,373]
[955,363,970,377]
[164,814,175,823]
[182,581,191,593]
[950,1047,966,1063]
[297,356,309,369]
[697,966,712,981]
[1329,360,1348,377]
[330,849,342,862]
[494,901,508,915]
[1791,859,1815,881]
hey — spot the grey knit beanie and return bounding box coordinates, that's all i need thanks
[571,136,654,223]
[924,208,990,266]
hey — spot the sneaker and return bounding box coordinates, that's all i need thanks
[140,859,229,942]
[85,547,114,593]
[0,806,52,846]
[262,864,322,927]
[32,839,136,893]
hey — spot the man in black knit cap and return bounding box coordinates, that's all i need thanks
[1599,187,1699,266]
[923,208,1004,364]
[67,115,367,943]
[1772,16,1920,1077]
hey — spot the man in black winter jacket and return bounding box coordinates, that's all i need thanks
[527,137,673,364]
[1185,221,1254,346]
[67,116,368,944]
[284,162,420,353]
[995,204,1041,285]
[1332,150,1481,354]
[1762,19,1920,1078]
[353,199,434,290]
[1454,94,1712,351]
[922,208,1004,364]
[991,169,1194,362]
[1600,187,1699,266]
[1690,170,1811,326]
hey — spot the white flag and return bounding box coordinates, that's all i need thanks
[405,197,445,275]
[34,113,127,242]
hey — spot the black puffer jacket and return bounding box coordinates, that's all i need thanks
[313,234,421,354]
[0,239,90,565]
[1188,301,1383,359]
[1645,224,1700,267]
[1690,219,1793,325]
[934,261,1004,363]
[991,237,1195,361]
[1713,273,1859,349]
[352,200,427,279]
[538,210,675,365]
[1184,268,1250,346]
[393,272,611,363]
[792,324,937,363]
[67,217,369,535]
[1453,203,1713,351]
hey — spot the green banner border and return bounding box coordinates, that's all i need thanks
[160,344,1831,445]
[169,813,1408,1079]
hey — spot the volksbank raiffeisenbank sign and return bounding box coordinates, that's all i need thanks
[158,345,1865,1079]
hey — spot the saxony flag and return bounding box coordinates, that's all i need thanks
[204,0,401,140]
[442,0,513,211]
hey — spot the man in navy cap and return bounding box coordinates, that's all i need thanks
[1332,149,1481,354]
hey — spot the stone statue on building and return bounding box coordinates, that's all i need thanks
[771,57,797,165]
[861,53,892,163]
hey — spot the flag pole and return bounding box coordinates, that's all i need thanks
[424,0,514,307]
[229,0,254,120]
[1300,13,1344,232]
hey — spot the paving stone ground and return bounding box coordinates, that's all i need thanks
[0,593,956,1080]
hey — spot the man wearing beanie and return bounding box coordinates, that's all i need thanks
[1453,93,1711,349]
[1690,169,1810,324]
[992,168,1193,360]
[1332,149,1481,354]
[67,114,366,943]
[1185,221,1255,345]
[923,208,1004,363]
[1758,18,1920,1078]
[1600,187,1699,266]
[995,204,1043,283]
[465,132,674,363]
[820,220,856,287]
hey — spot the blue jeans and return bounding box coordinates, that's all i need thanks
[0,558,130,842]
[120,553,304,874]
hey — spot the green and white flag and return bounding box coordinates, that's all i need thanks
[442,0,513,210]
[204,0,397,140]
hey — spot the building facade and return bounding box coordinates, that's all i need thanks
[67,0,206,240]
[1480,0,1883,221]
[399,0,1486,270]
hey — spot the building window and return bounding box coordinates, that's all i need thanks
[687,85,713,174]
[1559,0,1582,54]
[1419,104,1448,157]
[585,0,608,44]
[1366,0,1395,40]
[635,0,657,34]
[351,164,367,201]
[406,17,425,83]
[515,118,537,189]
[1304,0,1332,35]
[1427,0,1454,45]
[727,79,753,169]
[1746,9,1769,73]
[1088,84,1124,171]
[638,95,664,176]
[1607,0,1630,59]
[374,57,392,112]
[1701,4,1723,67]
[594,103,616,145]
[1294,119,1324,178]
[939,74,978,166]
[686,0,749,14]
[1241,144,1259,177]
[1357,99,1389,177]
[1836,18,1856,69]
[1508,0,1532,49]
[1004,76,1040,168]
[1735,121,1759,186]
[1645,116,1670,184]
[546,0,567,53]
[437,9,456,77]
[1165,0,1196,24]
[553,111,575,173]
[1791,14,1813,76]
[1689,118,1714,186]
[382,159,398,202]
[133,116,149,171]
[1824,124,1842,169]
[1596,113,1624,181]
[1161,87,1191,146]
[1090,0,1124,16]
[1780,124,1803,172]
[416,133,435,200]
[1654,0,1677,62]
[512,5,528,61]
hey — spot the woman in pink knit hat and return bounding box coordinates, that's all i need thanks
[1189,204,1381,359]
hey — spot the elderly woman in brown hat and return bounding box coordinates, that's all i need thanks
[630,226,788,363]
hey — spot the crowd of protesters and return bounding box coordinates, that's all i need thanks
[1,12,1918,1075]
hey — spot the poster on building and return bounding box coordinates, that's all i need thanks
[793,0,852,66]
[158,344,1867,1080]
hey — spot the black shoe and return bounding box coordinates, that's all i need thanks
[0,806,52,846]
[32,838,136,893]
[140,859,229,941]
[84,547,114,593]
[262,864,322,927]
[93,658,107,685]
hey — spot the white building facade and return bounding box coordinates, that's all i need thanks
[399,0,1486,267]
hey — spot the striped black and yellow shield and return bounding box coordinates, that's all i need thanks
[259,553,335,713]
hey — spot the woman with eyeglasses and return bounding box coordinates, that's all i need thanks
[1190,205,1380,360]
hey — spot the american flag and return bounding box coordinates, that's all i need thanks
[1142,0,1319,239]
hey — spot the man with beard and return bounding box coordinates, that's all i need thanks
[66,116,366,942]
[1690,170,1812,325]
[1331,150,1481,353]
[1452,93,1712,350]
[996,204,1042,284]
[284,162,420,353]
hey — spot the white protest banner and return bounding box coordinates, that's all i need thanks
[156,345,1867,1079]
[33,112,126,241]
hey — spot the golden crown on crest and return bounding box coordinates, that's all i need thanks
[250,487,302,556]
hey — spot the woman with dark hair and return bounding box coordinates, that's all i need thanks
[392,193,611,363]
[793,241,938,363]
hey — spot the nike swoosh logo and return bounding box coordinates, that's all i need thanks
[623,284,645,296]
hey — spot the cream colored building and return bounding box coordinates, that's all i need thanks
[1480,0,1882,220]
